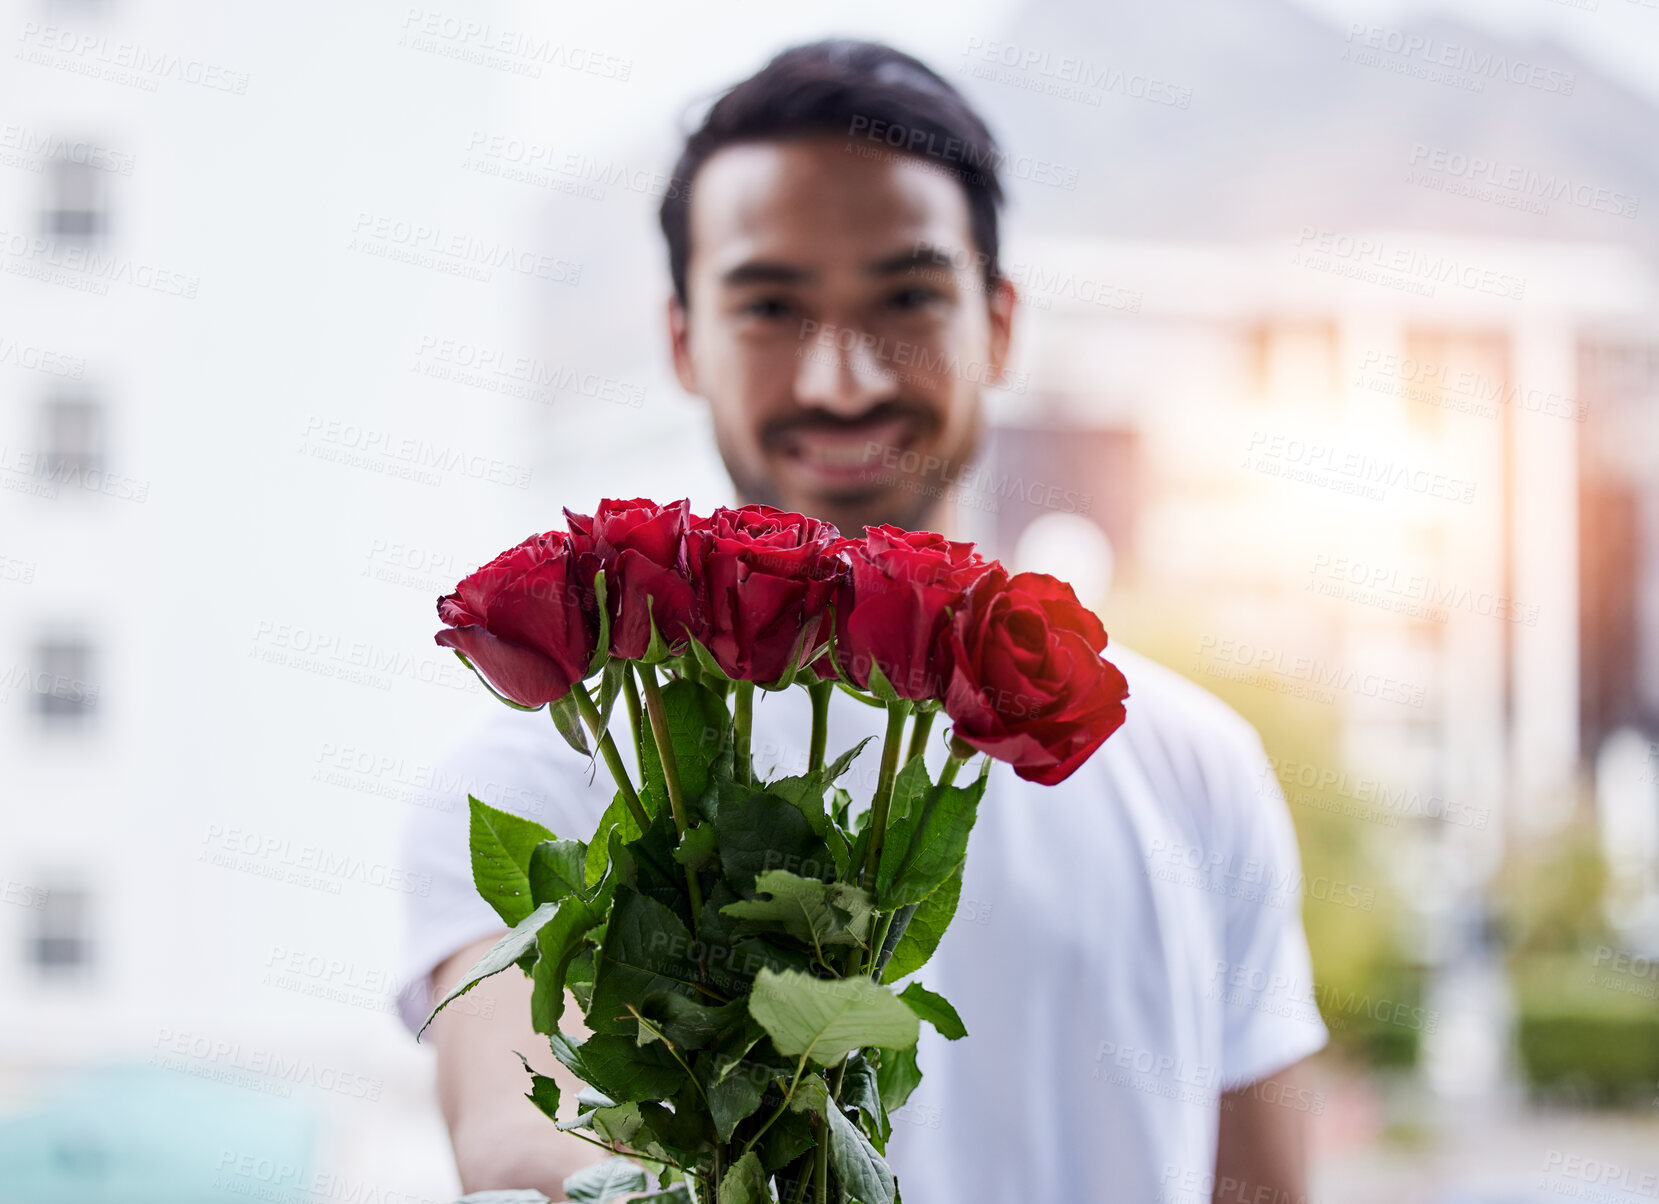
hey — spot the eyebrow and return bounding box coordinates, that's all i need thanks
[867,243,959,277]
[719,242,961,290]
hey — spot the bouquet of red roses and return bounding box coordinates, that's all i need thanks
[422,498,1128,1204]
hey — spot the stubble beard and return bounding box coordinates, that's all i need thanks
[713,407,982,538]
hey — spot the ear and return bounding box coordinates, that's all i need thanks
[984,275,1017,386]
[668,294,698,396]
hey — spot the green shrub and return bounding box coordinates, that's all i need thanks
[1512,953,1659,1103]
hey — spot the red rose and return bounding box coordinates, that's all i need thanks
[434,530,600,707]
[565,498,698,660]
[833,525,999,701]
[941,571,1128,785]
[686,505,845,682]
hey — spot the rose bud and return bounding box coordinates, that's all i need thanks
[833,525,999,702]
[434,530,601,707]
[941,571,1128,785]
[564,497,698,660]
[686,505,845,683]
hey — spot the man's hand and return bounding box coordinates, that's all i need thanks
[427,933,606,1196]
[1213,1060,1313,1203]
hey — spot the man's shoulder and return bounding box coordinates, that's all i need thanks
[1109,643,1263,761]
[425,705,605,833]
[1079,644,1272,829]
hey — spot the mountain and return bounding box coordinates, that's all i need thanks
[971,0,1659,258]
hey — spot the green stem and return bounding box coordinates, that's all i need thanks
[936,752,966,792]
[622,666,642,748]
[733,679,755,787]
[860,701,912,893]
[637,663,691,836]
[569,682,651,833]
[905,708,935,765]
[634,663,704,925]
[741,1054,810,1157]
[807,678,833,775]
[865,912,896,979]
[814,1118,830,1204]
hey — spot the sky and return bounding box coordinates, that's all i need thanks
[1287,0,1659,105]
[538,0,1659,159]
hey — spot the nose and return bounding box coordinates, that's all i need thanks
[794,322,896,417]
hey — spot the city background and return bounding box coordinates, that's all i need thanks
[1,0,1656,1200]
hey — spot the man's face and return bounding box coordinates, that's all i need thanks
[669,137,1015,536]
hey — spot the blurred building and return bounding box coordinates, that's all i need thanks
[984,231,1659,942]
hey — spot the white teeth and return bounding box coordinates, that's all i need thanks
[790,437,883,470]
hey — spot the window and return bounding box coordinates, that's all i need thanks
[39,394,104,480]
[28,887,93,976]
[32,639,98,721]
[45,156,107,242]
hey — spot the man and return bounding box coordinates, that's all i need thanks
[399,40,1326,1203]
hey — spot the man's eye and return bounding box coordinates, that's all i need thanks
[741,296,794,319]
[886,286,941,311]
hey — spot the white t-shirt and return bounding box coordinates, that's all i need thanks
[396,646,1327,1204]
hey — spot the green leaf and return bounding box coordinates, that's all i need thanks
[786,1072,830,1116]
[763,735,874,842]
[897,982,967,1040]
[469,797,555,927]
[587,569,611,675]
[717,1150,768,1204]
[841,1052,889,1152]
[647,992,746,1051]
[549,692,591,756]
[863,658,901,704]
[702,1021,775,1141]
[706,1063,768,1143]
[720,870,874,953]
[758,1109,816,1172]
[638,677,731,814]
[531,890,610,1034]
[529,839,589,905]
[641,601,673,664]
[881,864,961,984]
[875,1044,922,1114]
[595,654,626,731]
[586,790,646,887]
[587,888,709,1038]
[547,1030,686,1103]
[683,631,732,683]
[563,1157,647,1203]
[874,772,981,910]
[826,1100,896,1204]
[633,1187,693,1204]
[830,786,854,831]
[591,1101,644,1147]
[672,823,719,871]
[747,969,918,1067]
[516,1052,561,1122]
[715,788,834,891]
[419,901,557,1038]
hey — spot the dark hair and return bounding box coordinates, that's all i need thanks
[659,39,1005,306]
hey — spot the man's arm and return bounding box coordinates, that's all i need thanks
[428,933,604,1196]
[1213,1060,1312,1204]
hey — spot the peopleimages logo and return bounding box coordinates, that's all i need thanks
[1342,24,1576,95]
[1408,145,1639,219]
[1293,227,1526,301]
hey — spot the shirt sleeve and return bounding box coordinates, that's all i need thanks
[1214,728,1329,1089]
[392,709,614,1036]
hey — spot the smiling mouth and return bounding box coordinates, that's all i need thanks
[776,414,921,485]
